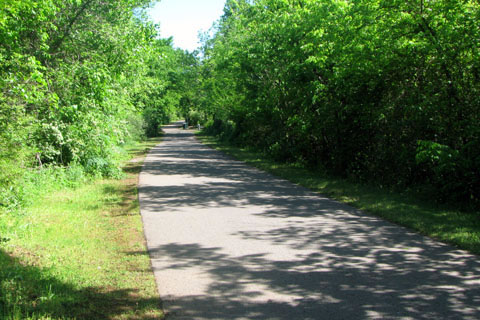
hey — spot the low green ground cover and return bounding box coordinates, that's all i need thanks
[0,138,163,319]
[197,133,480,255]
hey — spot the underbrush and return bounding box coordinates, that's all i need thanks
[0,137,163,319]
[1,164,87,214]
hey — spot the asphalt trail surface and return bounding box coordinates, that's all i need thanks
[139,122,480,319]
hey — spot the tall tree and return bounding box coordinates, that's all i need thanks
[198,0,480,207]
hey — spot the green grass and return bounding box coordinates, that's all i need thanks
[0,137,163,319]
[196,133,480,255]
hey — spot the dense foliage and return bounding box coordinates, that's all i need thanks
[199,0,480,208]
[0,0,189,210]
[2,0,478,211]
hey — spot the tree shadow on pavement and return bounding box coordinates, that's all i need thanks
[139,129,480,320]
[139,239,480,320]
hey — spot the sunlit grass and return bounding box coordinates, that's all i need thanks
[0,137,163,319]
[197,133,480,255]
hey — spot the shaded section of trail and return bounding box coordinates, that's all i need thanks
[139,123,480,320]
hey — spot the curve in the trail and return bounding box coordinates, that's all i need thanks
[139,122,480,320]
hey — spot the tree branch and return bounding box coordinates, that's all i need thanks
[49,0,96,54]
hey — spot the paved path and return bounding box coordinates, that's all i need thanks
[139,122,480,320]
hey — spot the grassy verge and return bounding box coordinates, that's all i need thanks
[0,137,163,319]
[196,133,480,255]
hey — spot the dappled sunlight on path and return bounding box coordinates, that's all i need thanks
[139,122,480,319]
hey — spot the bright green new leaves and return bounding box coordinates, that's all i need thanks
[0,0,185,210]
[200,0,480,208]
